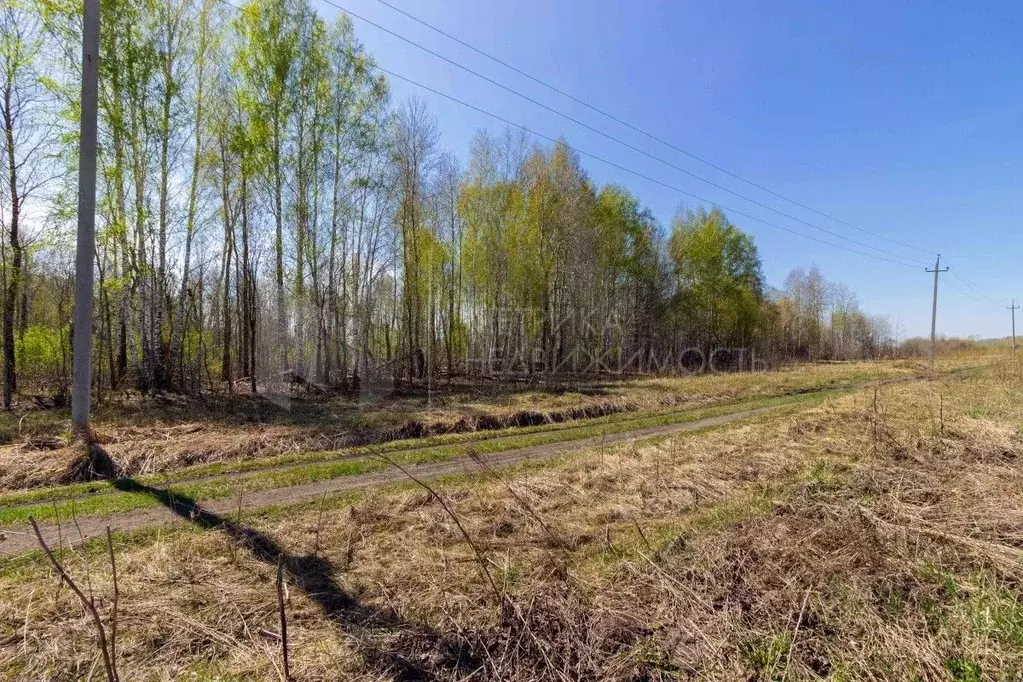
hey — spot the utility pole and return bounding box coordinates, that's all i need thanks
[71,0,100,439]
[926,254,949,367]
[1009,299,1019,355]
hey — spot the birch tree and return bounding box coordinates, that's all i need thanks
[0,0,51,410]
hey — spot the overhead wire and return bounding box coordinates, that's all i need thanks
[375,67,921,269]
[943,277,1002,309]
[214,0,1009,293]
[309,0,930,268]
[210,0,917,269]
[361,0,938,259]
[949,270,1006,307]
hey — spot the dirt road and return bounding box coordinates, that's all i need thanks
[0,403,786,559]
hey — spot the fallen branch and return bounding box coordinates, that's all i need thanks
[779,584,813,681]
[858,505,1023,569]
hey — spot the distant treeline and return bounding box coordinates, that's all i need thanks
[0,0,905,404]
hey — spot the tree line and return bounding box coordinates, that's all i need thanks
[0,0,901,406]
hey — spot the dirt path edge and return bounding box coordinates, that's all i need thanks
[0,404,785,560]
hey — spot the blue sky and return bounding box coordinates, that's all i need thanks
[319,0,1022,339]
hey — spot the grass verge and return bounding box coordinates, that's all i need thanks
[0,387,835,527]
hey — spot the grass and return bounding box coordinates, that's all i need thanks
[2,352,1020,680]
[0,356,940,490]
[0,386,835,526]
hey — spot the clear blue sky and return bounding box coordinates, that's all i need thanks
[321,0,1022,339]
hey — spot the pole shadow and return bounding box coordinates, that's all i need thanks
[112,478,479,681]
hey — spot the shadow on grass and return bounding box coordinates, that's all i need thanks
[112,477,478,681]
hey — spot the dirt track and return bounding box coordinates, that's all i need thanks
[0,403,788,559]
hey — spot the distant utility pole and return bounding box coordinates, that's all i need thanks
[1009,299,1019,355]
[926,254,949,367]
[71,0,100,439]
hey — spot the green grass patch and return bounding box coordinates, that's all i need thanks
[1,370,902,512]
[739,634,791,678]
[0,389,838,527]
[0,391,866,573]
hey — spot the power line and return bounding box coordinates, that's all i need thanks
[217,0,1019,309]
[944,278,1000,308]
[941,276,1006,310]
[311,0,930,268]
[363,0,937,259]
[376,67,919,269]
[210,0,918,269]
[949,270,1005,307]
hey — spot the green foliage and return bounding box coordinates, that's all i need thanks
[12,0,900,406]
[739,633,790,677]
[669,206,765,347]
[945,656,983,682]
[16,325,68,379]
[182,329,213,363]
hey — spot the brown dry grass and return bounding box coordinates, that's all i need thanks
[0,392,633,490]
[1,355,1020,680]
[0,358,929,490]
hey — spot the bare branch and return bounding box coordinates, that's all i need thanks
[29,517,118,682]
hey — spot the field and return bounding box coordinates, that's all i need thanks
[2,350,1022,680]
[0,359,925,491]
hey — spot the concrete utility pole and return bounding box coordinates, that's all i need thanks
[71,0,100,439]
[1009,299,1019,355]
[926,255,949,367]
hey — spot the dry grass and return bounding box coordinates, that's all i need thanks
[0,358,928,490]
[0,393,633,490]
[1,355,1020,680]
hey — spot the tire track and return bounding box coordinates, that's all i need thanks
[0,403,784,559]
[1,366,977,560]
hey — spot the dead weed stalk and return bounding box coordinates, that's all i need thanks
[29,517,120,682]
